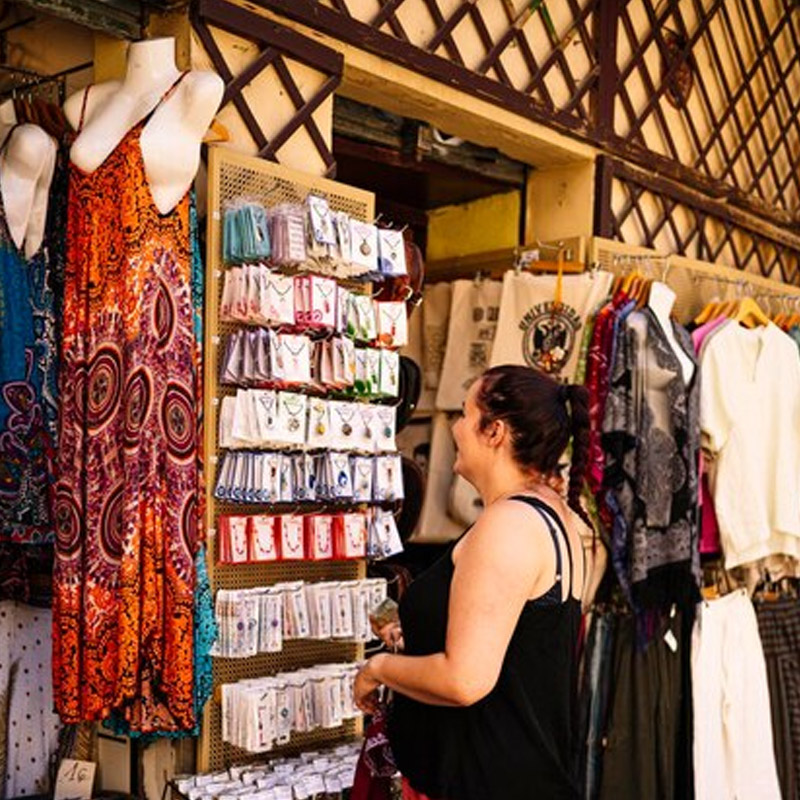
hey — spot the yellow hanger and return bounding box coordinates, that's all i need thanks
[732,297,770,328]
[694,297,722,325]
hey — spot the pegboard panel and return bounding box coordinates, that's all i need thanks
[591,237,800,325]
[199,147,375,773]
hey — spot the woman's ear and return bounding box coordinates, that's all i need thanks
[485,418,508,449]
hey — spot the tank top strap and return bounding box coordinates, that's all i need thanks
[1,122,24,153]
[141,71,190,127]
[509,495,575,595]
[77,86,92,134]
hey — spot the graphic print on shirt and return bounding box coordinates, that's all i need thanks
[519,301,582,375]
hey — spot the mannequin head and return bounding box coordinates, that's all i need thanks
[452,365,591,522]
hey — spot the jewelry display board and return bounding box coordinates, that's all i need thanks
[199,148,375,772]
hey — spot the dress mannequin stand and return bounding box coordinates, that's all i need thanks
[65,37,223,214]
[647,280,695,383]
[0,98,57,259]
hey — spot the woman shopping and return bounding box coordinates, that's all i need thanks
[354,364,591,800]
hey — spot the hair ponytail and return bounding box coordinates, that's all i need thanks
[565,383,592,529]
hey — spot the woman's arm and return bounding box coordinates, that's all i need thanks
[355,500,556,710]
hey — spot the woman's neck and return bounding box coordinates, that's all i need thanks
[474,462,556,507]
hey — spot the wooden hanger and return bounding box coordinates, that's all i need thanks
[203,119,230,144]
[732,296,770,328]
[694,296,724,325]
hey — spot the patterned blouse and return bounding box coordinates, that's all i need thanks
[602,307,701,609]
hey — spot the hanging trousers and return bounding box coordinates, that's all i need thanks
[755,598,800,800]
[692,591,781,799]
[598,612,685,800]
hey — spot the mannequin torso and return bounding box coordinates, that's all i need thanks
[0,100,57,258]
[647,280,695,383]
[65,38,223,214]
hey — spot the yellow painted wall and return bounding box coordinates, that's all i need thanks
[426,190,521,262]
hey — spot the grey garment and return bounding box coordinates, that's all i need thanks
[602,308,701,605]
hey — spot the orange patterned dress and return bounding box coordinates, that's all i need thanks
[53,77,199,732]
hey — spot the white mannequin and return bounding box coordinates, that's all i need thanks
[65,37,223,214]
[0,100,57,259]
[647,280,695,383]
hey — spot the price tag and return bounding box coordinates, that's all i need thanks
[54,759,96,800]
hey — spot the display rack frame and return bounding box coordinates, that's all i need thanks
[198,147,376,772]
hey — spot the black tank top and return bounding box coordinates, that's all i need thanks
[388,496,581,800]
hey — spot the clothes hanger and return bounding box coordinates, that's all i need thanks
[732,296,771,328]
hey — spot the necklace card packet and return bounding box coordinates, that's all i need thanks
[375,454,404,501]
[269,204,307,265]
[282,580,311,638]
[262,271,296,327]
[306,397,331,448]
[309,275,338,329]
[351,456,375,502]
[327,400,358,449]
[327,452,354,500]
[220,266,241,321]
[214,452,234,500]
[377,228,407,276]
[220,330,245,386]
[366,348,381,398]
[276,334,312,385]
[374,405,397,451]
[331,582,355,639]
[350,293,378,342]
[375,301,408,348]
[251,389,279,446]
[218,396,239,449]
[369,508,404,559]
[314,340,335,389]
[333,336,356,390]
[226,514,251,563]
[259,589,284,653]
[334,512,368,559]
[349,219,379,274]
[307,194,337,246]
[352,405,375,452]
[305,514,334,560]
[353,347,370,397]
[276,391,307,446]
[278,514,306,561]
[334,285,351,334]
[257,452,282,503]
[305,581,333,639]
[250,514,279,561]
[229,389,258,447]
[378,349,400,397]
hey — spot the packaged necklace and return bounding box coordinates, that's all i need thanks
[366,348,381,397]
[276,334,312,385]
[279,515,306,561]
[334,211,353,268]
[306,397,331,449]
[378,349,400,397]
[270,204,307,264]
[375,301,408,348]
[262,452,283,502]
[220,331,244,385]
[250,514,279,561]
[348,293,378,342]
[348,219,379,274]
[351,456,375,502]
[328,400,358,449]
[276,391,308,446]
[331,582,355,639]
[307,195,336,246]
[214,452,233,500]
[251,389,279,446]
[354,405,376,452]
[279,454,294,502]
[327,451,354,499]
[377,228,407,276]
[305,581,333,638]
[220,266,240,321]
[309,275,338,329]
[305,514,334,560]
[374,453,404,500]
[369,509,404,559]
[260,589,284,653]
[217,396,237,449]
[334,513,367,559]
[353,348,370,397]
[334,286,351,334]
[283,580,311,637]
[231,389,258,447]
[374,404,397,451]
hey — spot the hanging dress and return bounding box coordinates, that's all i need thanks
[53,75,200,733]
[0,126,60,545]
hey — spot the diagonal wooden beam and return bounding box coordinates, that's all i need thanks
[422,0,468,66]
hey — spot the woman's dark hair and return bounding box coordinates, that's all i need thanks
[475,364,592,527]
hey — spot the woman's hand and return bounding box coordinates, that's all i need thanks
[373,620,404,652]
[354,654,387,715]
